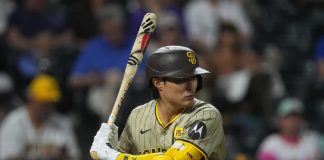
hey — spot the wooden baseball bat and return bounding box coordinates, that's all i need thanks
[90,13,157,160]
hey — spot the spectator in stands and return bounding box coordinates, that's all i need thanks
[257,97,322,160]
[184,0,252,52]
[209,23,246,109]
[0,74,80,160]
[0,0,15,35]
[148,12,186,54]
[127,0,184,38]
[314,36,324,81]
[0,72,20,124]
[7,0,68,52]
[0,0,14,71]
[207,23,285,158]
[6,0,70,85]
[304,35,324,132]
[68,4,139,120]
[68,0,104,45]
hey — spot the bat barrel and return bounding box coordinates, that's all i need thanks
[106,13,157,125]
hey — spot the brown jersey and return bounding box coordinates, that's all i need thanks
[118,98,226,160]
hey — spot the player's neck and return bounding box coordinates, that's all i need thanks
[27,106,45,129]
[157,100,184,125]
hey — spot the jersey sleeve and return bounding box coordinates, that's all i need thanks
[177,106,226,159]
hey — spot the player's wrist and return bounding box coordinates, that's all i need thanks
[90,144,120,160]
[105,149,120,160]
[115,152,128,160]
[90,123,120,160]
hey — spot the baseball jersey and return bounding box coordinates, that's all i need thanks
[257,131,322,160]
[0,107,80,159]
[118,98,226,160]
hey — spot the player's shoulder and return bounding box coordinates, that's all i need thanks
[1,107,27,124]
[260,134,282,148]
[300,130,321,143]
[191,98,221,117]
[0,107,28,131]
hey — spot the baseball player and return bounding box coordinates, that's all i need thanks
[90,46,226,160]
[0,74,80,159]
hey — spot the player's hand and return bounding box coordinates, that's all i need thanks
[90,123,120,160]
[107,123,118,148]
[110,124,118,148]
[90,138,119,160]
[94,123,118,148]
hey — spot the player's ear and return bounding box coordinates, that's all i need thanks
[152,78,163,90]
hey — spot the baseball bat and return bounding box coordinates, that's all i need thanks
[90,13,157,160]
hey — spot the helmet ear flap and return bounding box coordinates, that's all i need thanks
[196,75,203,92]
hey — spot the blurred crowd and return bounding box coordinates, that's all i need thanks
[0,0,324,159]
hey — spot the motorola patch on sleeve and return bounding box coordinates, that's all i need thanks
[188,121,207,140]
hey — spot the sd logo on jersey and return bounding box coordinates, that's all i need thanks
[188,121,207,140]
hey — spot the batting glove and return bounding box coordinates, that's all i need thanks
[90,123,120,160]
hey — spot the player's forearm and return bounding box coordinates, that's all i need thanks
[115,140,205,160]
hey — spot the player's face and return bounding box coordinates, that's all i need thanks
[29,98,55,122]
[279,113,304,136]
[158,76,197,108]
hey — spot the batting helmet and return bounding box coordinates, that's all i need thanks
[146,46,210,91]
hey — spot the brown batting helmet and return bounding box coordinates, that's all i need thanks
[146,46,210,91]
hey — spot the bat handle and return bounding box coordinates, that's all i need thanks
[90,151,100,160]
[107,114,116,125]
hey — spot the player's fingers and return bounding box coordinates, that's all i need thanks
[111,124,118,132]
[98,123,108,133]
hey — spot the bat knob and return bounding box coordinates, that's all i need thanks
[90,151,100,160]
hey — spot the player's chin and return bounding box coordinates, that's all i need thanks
[184,94,195,100]
[183,95,195,106]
